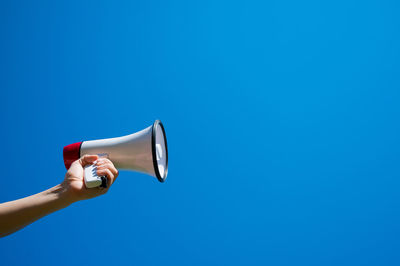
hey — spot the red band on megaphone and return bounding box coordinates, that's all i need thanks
[63,142,82,169]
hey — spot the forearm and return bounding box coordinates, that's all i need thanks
[0,184,73,237]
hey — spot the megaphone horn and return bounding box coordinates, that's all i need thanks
[63,120,168,185]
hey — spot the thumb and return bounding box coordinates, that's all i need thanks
[78,154,99,167]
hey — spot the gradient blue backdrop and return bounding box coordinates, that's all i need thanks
[1,1,400,265]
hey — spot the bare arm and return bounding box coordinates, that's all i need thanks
[0,184,72,237]
[0,155,118,237]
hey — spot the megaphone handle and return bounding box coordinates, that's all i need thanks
[97,154,109,188]
[83,164,105,189]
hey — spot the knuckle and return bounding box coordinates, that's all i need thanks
[97,169,105,175]
[98,169,113,178]
[98,158,108,164]
[102,162,113,170]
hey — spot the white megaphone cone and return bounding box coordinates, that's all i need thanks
[63,120,168,187]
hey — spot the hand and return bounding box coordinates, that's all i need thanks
[61,155,119,203]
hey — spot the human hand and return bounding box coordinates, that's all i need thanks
[61,155,119,203]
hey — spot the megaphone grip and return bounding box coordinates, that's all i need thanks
[83,164,103,188]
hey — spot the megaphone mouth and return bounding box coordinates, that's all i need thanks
[152,120,168,182]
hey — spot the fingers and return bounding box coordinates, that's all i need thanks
[78,154,99,167]
[95,158,118,174]
[97,168,114,186]
[96,158,119,186]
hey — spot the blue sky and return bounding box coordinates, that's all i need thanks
[1,0,400,265]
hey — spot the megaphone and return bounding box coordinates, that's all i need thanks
[63,120,168,187]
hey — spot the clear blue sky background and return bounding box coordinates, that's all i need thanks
[1,0,400,265]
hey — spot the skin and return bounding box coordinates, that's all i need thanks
[0,155,118,238]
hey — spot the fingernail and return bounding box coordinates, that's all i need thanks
[93,160,98,165]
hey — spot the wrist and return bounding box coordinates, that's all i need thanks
[48,183,76,207]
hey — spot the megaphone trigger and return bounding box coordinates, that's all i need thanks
[100,175,108,188]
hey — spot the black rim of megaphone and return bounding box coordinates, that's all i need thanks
[152,120,168,182]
